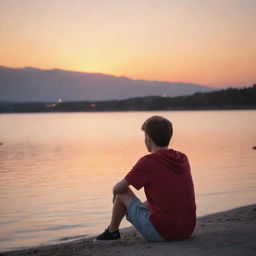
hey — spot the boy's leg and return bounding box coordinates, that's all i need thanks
[93,188,136,243]
[108,188,135,232]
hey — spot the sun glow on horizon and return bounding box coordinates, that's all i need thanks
[0,0,255,87]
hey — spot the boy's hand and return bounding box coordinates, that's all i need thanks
[112,179,129,203]
[112,193,116,204]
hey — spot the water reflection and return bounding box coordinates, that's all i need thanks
[0,111,255,250]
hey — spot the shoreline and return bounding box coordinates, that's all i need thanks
[1,204,255,256]
[1,107,256,114]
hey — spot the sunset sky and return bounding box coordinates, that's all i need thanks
[0,0,255,87]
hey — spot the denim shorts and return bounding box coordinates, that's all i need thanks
[126,196,166,242]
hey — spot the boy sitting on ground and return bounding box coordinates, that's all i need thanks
[94,115,196,243]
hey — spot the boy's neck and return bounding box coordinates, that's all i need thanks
[151,146,168,153]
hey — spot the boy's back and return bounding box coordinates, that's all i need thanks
[125,148,196,240]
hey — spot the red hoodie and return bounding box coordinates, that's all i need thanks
[125,149,196,240]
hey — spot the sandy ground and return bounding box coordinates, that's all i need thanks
[1,204,255,256]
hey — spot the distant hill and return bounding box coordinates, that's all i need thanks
[0,66,215,102]
[0,85,255,113]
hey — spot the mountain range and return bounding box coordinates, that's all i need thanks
[0,66,216,102]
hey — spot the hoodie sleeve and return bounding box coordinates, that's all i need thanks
[125,156,151,190]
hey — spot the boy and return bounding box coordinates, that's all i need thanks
[94,116,196,243]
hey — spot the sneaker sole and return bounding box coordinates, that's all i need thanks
[92,238,121,245]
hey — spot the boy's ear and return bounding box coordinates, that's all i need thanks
[145,133,151,141]
[148,135,153,143]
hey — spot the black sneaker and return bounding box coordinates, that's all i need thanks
[93,228,121,244]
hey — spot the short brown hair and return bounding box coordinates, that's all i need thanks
[141,116,173,147]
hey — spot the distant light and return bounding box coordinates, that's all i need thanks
[161,94,166,98]
[91,103,96,108]
[45,104,57,108]
[57,98,63,103]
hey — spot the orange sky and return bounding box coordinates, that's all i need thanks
[0,0,255,87]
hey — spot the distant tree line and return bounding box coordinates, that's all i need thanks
[0,84,255,113]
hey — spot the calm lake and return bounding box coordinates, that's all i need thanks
[0,110,255,251]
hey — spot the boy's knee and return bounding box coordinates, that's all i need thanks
[117,188,135,207]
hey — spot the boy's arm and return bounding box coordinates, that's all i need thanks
[113,178,129,194]
[112,178,129,202]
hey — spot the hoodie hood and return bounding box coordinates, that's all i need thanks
[149,149,189,174]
